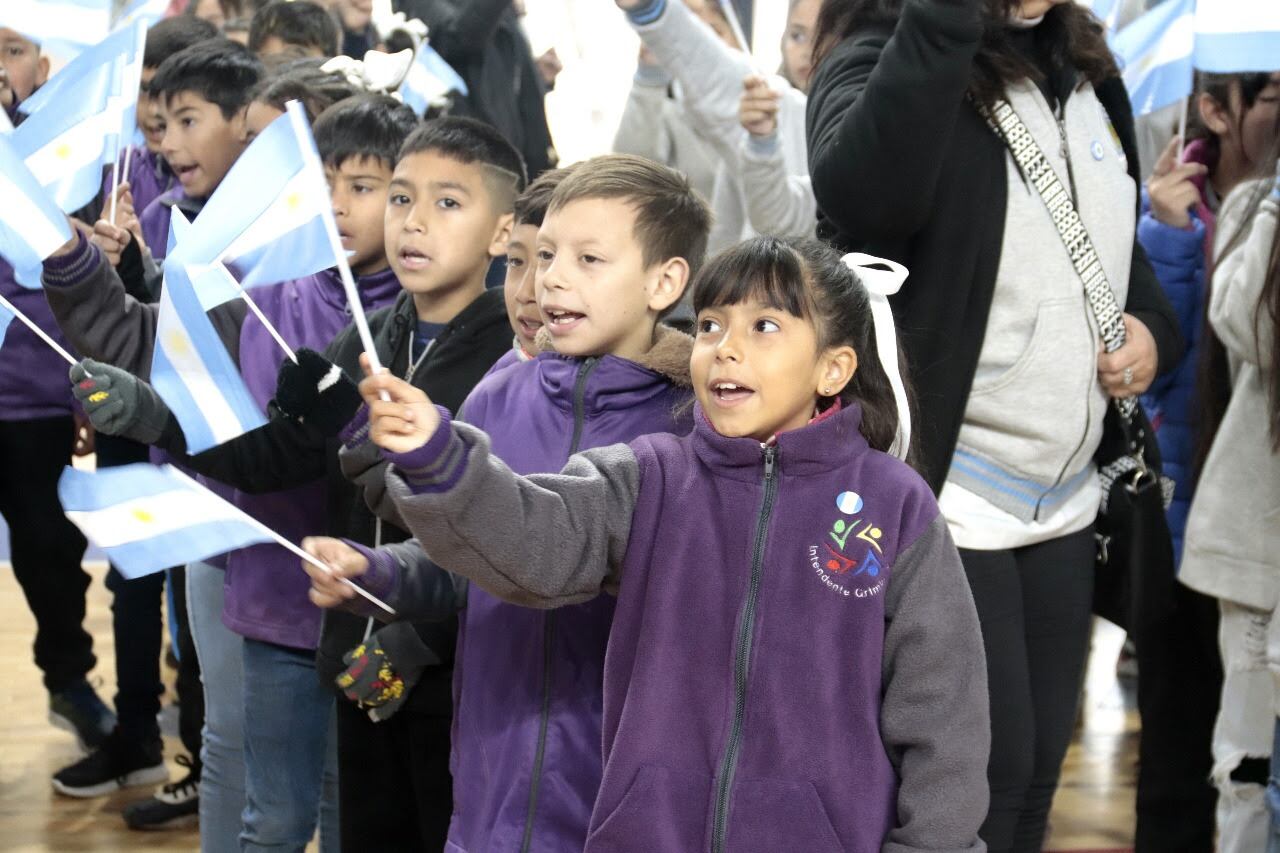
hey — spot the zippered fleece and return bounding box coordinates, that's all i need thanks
[381,402,990,852]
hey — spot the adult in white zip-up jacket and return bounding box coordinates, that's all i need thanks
[619,0,817,252]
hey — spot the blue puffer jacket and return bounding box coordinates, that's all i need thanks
[1138,182,1212,566]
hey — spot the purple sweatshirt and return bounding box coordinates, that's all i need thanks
[101,145,175,224]
[379,402,990,852]
[0,260,78,420]
[139,186,193,259]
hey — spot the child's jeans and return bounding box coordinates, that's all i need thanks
[186,561,245,853]
[240,637,339,853]
[1213,601,1278,853]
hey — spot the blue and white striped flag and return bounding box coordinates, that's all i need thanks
[168,106,340,297]
[0,135,74,288]
[1114,0,1195,116]
[1090,0,1124,32]
[150,256,267,453]
[1193,0,1280,74]
[398,43,468,115]
[9,53,118,212]
[2,0,112,51]
[113,0,169,30]
[58,463,274,580]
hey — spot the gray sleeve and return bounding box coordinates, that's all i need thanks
[42,241,246,379]
[339,437,408,531]
[739,134,817,240]
[384,421,640,609]
[880,515,989,853]
[1211,188,1277,366]
[346,538,467,623]
[613,77,674,164]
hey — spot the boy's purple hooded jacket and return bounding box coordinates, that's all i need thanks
[0,260,78,420]
[345,327,694,851]
[42,238,401,648]
[375,401,990,852]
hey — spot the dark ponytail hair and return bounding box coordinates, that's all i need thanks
[691,236,918,466]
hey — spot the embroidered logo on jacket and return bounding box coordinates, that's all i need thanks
[808,491,887,600]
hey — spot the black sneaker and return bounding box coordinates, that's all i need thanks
[52,728,168,798]
[123,754,200,830]
[48,680,116,752]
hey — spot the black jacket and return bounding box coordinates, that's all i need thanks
[806,0,1182,492]
[395,0,556,177]
[156,288,512,713]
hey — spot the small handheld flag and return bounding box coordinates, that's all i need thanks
[3,0,112,52]
[1193,0,1280,74]
[59,463,395,614]
[1114,0,1195,117]
[0,135,74,286]
[398,43,468,115]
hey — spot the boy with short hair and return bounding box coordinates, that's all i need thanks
[306,153,712,852]
[138,37,262,259]
[491,166,571,373]
[42,95,420,846]
[0,26,48,119]
[70,117,525,851]
[248,0,340,60]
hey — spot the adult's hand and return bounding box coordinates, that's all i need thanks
[1098,313,1158,397]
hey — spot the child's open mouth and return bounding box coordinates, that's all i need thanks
[516,315,543,338]
[398,248,431,271]
[544,308,585,333]
[173,163,199,185]
[710,381,755,406]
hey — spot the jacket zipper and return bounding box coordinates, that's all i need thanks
[520,357,601,852]
[710,445,778,853]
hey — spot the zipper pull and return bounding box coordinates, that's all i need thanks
[762,445,776,479]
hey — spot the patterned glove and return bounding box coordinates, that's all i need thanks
[70,359,171,445]
[335,624,434,722]
[272,348,362,436]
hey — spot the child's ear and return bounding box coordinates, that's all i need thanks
[1197,92,1232,139]
[815,345,858,398]
[35,55,50,89]
[231,106,250,146]
[646,256,689,315]
[488,212,515,258]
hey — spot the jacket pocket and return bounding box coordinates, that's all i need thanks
[725,777,843,853]
[586,764,710,852]
[968,298,1087,399]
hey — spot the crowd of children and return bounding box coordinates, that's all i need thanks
[1,0,1279,851]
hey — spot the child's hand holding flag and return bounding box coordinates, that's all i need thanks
[300,536,370,609]
[357,353,441,454]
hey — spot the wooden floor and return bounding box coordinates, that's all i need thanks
[0,562,1140,852]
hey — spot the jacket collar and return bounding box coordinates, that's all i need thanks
[382,288,507,371]
[529,325,694,414]
[311,265,402,315]
[692,401,869,483]
[529,323,693,386]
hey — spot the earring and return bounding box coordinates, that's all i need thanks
[823,388,832,396]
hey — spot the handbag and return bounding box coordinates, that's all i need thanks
[976,96,1176,633]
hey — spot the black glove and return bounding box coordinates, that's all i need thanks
[335,622,437,722]
[70,359,172,445]
[272,348,362,436]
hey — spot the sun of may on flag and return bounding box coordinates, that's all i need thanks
[0,134,74,288]
[166,109,340,296]
[58,463,276,581]
[150,256,267,454]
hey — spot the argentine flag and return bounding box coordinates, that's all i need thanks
[399,43,468,115]
[1090,0,1123,32]
[114,0,169,30]
[168,106,339,296]
[3,0,112,51]
[9,53,118,213]
[59,463,275,580]
[0,135,74,288]
[1114,0,1194,116]
[150,260,267,453]
[1194,0,1280,74]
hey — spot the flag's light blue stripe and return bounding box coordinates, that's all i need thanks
[1194,31,1280,74]
[0,135,73,282]
[227,214,333,288]
[1128,57,1193,115]
[18,24,137,117]
[172,114,307,263]
[103,519,270,580]
[0,304,14,342]
[58,462,191,510]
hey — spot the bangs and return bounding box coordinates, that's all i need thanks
[691,238,816,320]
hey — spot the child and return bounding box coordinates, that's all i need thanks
[491,166,570,372]
[248,0,340,60]
[0,24,111,765]
[1135,69,1280,851]
[137,38,263,259]
[325,153,709,852]
[309,237,991,852]
[71,117,524,851]
[1180,159,1280,853]
[44,94,417,850]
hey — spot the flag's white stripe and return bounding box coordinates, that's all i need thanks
[1194,3,1280,34]
[217,168,329,263]
[3,5,112,46]
[0,171,70,259]
[156,284,249,443]
[23,110,117,184]
[65,487,250,548]
[1123,13,1193,92]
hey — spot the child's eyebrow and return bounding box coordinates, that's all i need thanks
[388,178,414,191]
[428,180,471,196]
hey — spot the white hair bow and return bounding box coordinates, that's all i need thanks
[321,50,414,96]
[841,253,912,461]
[372,11,429,50]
